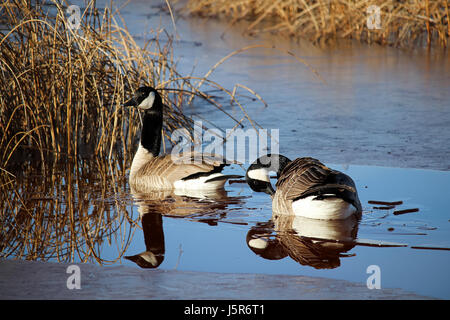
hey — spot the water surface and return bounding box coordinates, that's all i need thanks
[119,164,450,299]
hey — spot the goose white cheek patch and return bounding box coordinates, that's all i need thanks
[247,168,270,182]
[248,238,268,250]
[138,91,155,109]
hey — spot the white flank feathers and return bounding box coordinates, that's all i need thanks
[173,173,227,190]
[291,195,356,220]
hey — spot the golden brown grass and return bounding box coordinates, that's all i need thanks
[181,0,450,48]
[0,0,192,170]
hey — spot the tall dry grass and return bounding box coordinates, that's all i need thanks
[1,0,188,171]
[181,0,450,48]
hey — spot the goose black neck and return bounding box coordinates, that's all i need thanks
[142,212,165,255]
[273,154,291,177]
[246,154,292,196]
[140,109,163,157]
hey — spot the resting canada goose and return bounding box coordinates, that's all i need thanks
[245,154,362,220]
[123,86,241,193]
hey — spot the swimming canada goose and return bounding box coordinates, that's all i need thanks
[123,86,241,193]
[245,154,362,220]
[130,188,236,217]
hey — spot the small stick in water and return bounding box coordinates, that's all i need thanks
[393,208,419,215]
[368,200,403,206]
[411,246,450,251]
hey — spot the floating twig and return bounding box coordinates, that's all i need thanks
[368,200,403,206]
[393,208,419,216]
[355,239,408,248]
[411,246,450,251]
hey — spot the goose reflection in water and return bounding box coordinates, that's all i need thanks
[125,210,165,268]
[247,212,360,269]
[125,188,244,268]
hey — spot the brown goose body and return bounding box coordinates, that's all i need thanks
[246,155,362,220]
[129,147,239,193]
[273,157,362,218]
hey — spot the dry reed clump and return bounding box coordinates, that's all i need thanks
[181,0,450,48]
[0,0,190,171]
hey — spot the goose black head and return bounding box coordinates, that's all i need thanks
[245,154,291,196]
[124,252,164,269]
[246,222,288,260]
[124,86,164,156]
[123,86,162,113]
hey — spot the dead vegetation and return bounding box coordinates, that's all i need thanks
[181,0,450,48]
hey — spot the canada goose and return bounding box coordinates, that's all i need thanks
[123,86,241,193]
[245,154,362,220]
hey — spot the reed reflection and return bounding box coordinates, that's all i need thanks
[247,211,360,269]
[0,158,134,265]
[126,188,244,269]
